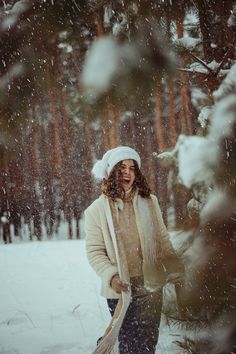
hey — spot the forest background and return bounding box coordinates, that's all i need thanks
[0,1,236,353]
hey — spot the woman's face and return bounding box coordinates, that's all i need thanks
[120,159,136,191]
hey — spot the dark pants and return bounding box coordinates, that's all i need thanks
[107,278,163,354]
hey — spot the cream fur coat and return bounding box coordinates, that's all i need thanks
[85,192,183,299]
[85,192,184,354]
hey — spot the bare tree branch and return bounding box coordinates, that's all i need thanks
[188,52,214,74]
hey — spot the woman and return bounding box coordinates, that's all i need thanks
[85,146,184,354]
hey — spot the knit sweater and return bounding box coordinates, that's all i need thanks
[118,200,142,278]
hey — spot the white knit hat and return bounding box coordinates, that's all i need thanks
[92,146,141,179]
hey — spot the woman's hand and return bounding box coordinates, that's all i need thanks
[111,274,129,294]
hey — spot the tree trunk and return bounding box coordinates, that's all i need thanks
[167,79,177,147]
[105,99,120,148]
[96,9,105,36]
[196,0,214,62]
[46,60,63,178]
[155,84,165,152]
[179,72,192,135]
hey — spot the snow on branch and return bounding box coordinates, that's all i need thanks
[227,4,236,31]
[190,87,209,111]
[176,90,236,190]
[177,135,217,188]
[213,63,236,101]
[173,37,201,52]
[81,36,128,101]
[0,63,25,92]
[0,0,31,33]
[81,33,175,103]
[197,106,212,129]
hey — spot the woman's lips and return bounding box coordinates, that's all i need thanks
[123,179,130,184]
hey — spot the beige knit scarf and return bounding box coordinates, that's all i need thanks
[92,197,131,354]
[135,195,162,264]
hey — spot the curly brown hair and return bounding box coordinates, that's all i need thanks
[102,160,151,200]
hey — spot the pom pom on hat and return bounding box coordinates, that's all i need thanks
[92,146,141,180]
[92,149,114,179]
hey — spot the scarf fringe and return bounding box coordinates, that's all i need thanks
[93,292,131,354]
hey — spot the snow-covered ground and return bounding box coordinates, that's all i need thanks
[0,238,186,354]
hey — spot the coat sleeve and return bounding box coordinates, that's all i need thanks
[84,206,118,290]
[151,195,185,278]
